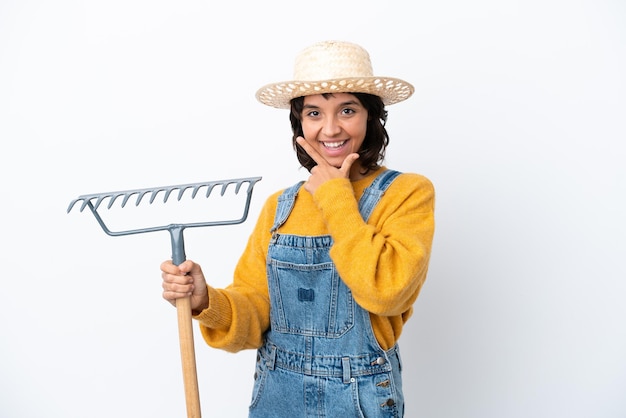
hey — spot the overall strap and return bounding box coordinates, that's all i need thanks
[270,181,304,234]
[358,169,401,222]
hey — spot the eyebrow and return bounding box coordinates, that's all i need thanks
[302,100,361,110]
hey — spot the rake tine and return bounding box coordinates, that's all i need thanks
[149,188,166,204]
[163,187,176,203]
[204,183,218,198]
[177,186,194,201]
[136,190,151,206]
[236,179,249,194]
[220,181,236,196]
[190,185,202,199]
[80,199,91,212]
[66,199,79,213]
[107,193,124,209]
[121,192,138,208]
[83,197,97,211]
[94,195,110,211]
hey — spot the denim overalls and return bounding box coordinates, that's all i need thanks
[249,170,404,418]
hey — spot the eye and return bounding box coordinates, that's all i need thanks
[341,108,356,116]
[305,110,320,118]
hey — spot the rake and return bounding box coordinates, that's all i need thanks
[67,176,262,418]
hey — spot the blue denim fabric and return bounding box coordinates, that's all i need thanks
[249,170,404,418]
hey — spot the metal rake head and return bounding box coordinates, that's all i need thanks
[67,176,262,237]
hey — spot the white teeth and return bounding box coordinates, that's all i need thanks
[323,141,346,148]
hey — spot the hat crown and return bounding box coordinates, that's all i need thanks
[256,40,414,108]
[293,41,374,81]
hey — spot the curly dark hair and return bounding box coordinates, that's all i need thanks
[289,93,389,175]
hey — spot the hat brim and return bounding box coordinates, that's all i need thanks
[256,76,414,109]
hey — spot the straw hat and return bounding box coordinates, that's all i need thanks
[255,40,414,109]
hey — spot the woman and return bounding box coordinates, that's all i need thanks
[161,40,435,417]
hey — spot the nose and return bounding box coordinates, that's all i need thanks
[322,115,341,137]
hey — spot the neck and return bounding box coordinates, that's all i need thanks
[349,164,380,182]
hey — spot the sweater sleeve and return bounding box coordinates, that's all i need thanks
[192,192,279,353]
[312,173,435,316]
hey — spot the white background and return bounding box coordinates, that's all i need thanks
[1,1,624,417]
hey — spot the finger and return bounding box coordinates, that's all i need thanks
[162,278,193,294]
[340,153,360,176]
[162,270,193,285]
[162,288,192,303]
[160,259,179,274]
[168,259,196,275]
[296,136,328,167]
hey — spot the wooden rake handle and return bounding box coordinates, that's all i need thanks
[177,295,201,418]
[171,226,202,418]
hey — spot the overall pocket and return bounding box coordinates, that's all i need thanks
[267,258,354,338]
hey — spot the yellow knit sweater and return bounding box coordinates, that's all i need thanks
[194,166,435,352]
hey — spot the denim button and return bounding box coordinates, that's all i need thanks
[385,398,395,407]
[375,356,386,365]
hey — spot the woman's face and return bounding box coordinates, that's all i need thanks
[300,93,368,169]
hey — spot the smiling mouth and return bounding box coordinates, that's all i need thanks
[321,140,347,149]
